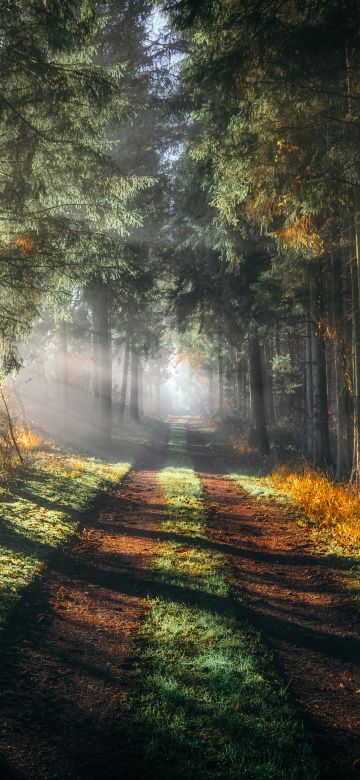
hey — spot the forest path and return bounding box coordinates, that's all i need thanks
[0,424,168,780]
[0,419,359,780]
[187,423,360,780]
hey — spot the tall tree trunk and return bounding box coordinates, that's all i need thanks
[58,320,69,410]
[218,349,224,412]
[139,358,144,417]
[350,203,360,482]
[248,327,270,455]
[263,342,275,423]
[309,268,332,467]
[130,348,139,422]
[119,338,130,420]
[92,281,112,436]
[331,253,352,479]
[345,44,360,481]
[91,295,99,399]
[305,299,314,460]
[155,358,161,417]
[208,368,216,417]
[235,350,241,411]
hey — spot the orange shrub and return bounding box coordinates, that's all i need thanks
[270,466,360,553]
[15,426,43,452]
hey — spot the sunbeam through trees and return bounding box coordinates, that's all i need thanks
[0,2,359,779]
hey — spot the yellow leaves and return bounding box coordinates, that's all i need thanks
[14,236,36,255]
[270,467,360,553]
[274,138,300,162]
[275,217,324,255]
[15,427,42,452]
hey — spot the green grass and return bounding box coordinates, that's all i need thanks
[126,424,317,780]
[0,417,161,626]
[0,451,130,627]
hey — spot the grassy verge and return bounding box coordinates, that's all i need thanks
[207,422,360,559]
[212,424,360,599]
[229,466,360,560]
[127,424,317,780]
[0,449,131,627]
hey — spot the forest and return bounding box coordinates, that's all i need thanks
[0,1,359,778]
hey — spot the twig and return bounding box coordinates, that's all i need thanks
[0,387,24,464]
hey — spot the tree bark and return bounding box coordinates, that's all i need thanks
[309,268,332,467]
[331,252,352,479]
[139,358,144,417]
[248,327,270,455]
[350,205,360,482]
[119,338,130,420]
[130,348,139,422]
[218,349,224,412]
[155,358,161,417]
[305,301,314,460]
[58,320,69,410]
[92,281,112,436]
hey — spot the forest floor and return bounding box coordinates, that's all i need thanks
[0,419,359,779]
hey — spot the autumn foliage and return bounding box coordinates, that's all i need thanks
[15,426,43,452]
[275,217,324,255]
[270,467,360,553]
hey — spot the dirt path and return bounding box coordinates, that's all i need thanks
[187,425,360,780]
[0,425,168,780]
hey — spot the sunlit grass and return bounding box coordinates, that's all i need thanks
[0,451,130,627]
[125,424,317,780]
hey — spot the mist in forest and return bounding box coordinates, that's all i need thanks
[8,329,214,459]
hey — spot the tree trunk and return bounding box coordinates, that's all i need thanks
[92,281,112,436]
[208,368,216,417]
[218,350,224,412]
[139,358,144,417]
[263,342,275,423]
[309,268,332,467]
[58,320,69,410]
[331,252,352,479]
[248,328,270,455]
[350,206,360,482]
[130,348,139,422]
[119,338,130,420]
[91,297,99,399]
[305,302,314,460]
[155,358,161,417]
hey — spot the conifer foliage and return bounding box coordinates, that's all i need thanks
[161,0,360,480]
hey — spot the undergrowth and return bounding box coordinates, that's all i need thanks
[126,424,317,780]
[269,467,360,556]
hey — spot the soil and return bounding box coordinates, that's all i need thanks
[0,424,168,780]
[187,425,360,780]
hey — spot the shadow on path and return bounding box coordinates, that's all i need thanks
[187,425,360,780]
[0,425,168,780]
